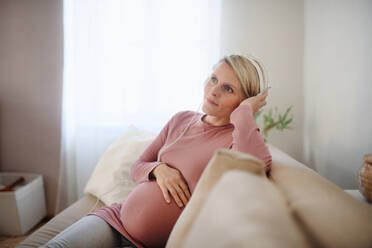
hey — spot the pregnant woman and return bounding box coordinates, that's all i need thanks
[44,54,272,248]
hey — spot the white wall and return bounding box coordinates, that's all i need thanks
[304,0,372,189]
[220,0,305,163]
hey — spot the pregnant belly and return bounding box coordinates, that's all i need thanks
[120,181,184,248]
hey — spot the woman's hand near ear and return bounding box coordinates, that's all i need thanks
[239,90,268,115]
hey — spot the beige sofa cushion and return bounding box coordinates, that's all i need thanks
[181,170,311,248]
[270,161,372,248]
[166,148,310,248]
[267,143,309,169]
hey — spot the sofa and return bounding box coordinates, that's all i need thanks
[18,127,372,248]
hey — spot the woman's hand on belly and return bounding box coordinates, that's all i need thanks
[152,163,191,208]
[120,182,184,246]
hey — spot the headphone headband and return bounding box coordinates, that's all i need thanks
[244,54,270,95]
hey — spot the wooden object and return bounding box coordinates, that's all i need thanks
[0,176,25,192]
[358,153,372,203]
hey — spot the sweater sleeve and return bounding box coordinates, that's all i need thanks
[229,104,272,172]
[130,117,173,183]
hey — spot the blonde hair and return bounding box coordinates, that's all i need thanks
[214,54,269,98]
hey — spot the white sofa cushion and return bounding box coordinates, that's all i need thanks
[84,125,155,205]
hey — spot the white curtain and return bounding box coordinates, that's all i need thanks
[57,0,221,214]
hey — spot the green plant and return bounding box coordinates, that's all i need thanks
[254,105,294,140]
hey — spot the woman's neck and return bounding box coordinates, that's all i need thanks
[203,115,230,126]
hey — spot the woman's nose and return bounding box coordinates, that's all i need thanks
[210,84,219,97]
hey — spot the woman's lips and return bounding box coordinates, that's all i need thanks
[206,98,218,106]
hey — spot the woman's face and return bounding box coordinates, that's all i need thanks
[202,62,245,119]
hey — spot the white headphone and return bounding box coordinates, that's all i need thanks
[244,54,270,96]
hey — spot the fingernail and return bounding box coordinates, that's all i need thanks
[167,199,170,203]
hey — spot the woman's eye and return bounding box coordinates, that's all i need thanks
[211,77,217,83]
[224,86,233,93]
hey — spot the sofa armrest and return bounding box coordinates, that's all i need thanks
[344,189,371,204]
[17,193,105,248]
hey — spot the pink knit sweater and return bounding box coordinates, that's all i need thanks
[90,105,272,248]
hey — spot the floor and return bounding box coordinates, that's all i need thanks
[0,217,50,248]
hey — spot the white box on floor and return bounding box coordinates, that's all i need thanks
[0,172,47,236]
